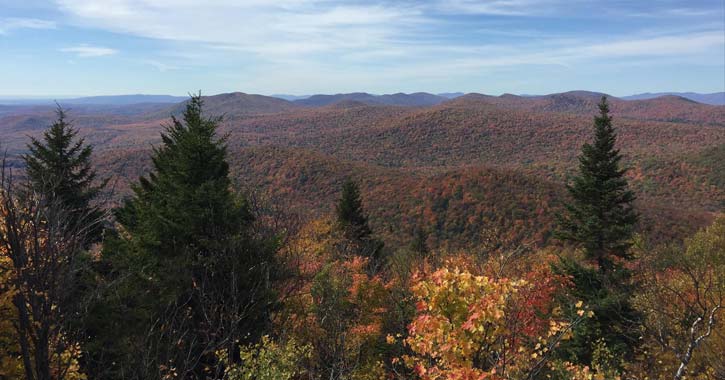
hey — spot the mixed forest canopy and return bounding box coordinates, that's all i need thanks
[0,91,723,380]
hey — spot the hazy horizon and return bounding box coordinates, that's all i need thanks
[2,90,724,101]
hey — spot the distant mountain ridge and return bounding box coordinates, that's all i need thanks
[622,92,725,105]
[275,90,725,107]
[0,94,187,106]
[3,91,721,107]
[161,92,298,117]
[1,88,721,247]
[271,92,464,103]
[437,92,465,99]
[65,94,188,105]
[293,92,449,107]
[445,91,723,126]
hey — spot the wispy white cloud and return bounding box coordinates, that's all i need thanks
[409,30,724,71]
[578,31,724,57]
[434,0,564,16]
[55,0,426,55]
[46,0,724,94]
[0,17,56,34]
[663,7,717,17]
[624,6,721,18]
[53,0,722,62]
[60,44,118,57]
[141,59,179,72]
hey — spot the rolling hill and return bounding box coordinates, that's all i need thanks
[1,90,722,249]
[93,144,712,250]
[446,92,725,126]
[160,92,298,118]
[622,92,725,105]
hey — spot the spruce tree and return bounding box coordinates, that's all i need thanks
[89,95,276,379]
[556,96,638,270]
[409,225,429,256]
[555,96,640,367]
[23,105,104,243]
[336,180,372,241]
[118,94,248,253]
[335,180,384,268]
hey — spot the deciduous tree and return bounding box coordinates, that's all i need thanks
[634,217,725,380]
[402,262,589,380]
[0,165,97,380]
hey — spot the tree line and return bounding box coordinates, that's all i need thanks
[0,95,722,380]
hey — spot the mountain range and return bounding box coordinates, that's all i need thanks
[2,91,723,106]
[621,92,725,105]
[0,94,187,106]
[0,90,722,249]
[269,91,725,106]
[272,92,465,104]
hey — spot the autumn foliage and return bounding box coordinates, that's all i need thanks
[276,218,391,380]
[400,261,589,380]
[1,93,723,380]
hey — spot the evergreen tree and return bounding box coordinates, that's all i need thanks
[554,256,641,368]
[117,94,248,255]
[556,96,638,270]
[409,225,429,256]
[336,180,372,241]
[335,180,384,269]
[23,105,105,243]
[555,96,640,367]
[88,95,276,379]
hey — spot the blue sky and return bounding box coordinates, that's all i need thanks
[1,0,723,97]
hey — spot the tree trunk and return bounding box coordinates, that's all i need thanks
[14,294,36,380]
[674,318,700,380]
[674,350,691,380]
[35,326,52,380]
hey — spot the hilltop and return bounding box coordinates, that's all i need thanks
[622,91,725,105]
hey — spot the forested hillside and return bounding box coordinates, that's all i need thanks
[2,91,723,246]
[0,92,723,380]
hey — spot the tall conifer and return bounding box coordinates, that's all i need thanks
[24,105,105,242]
[556,96,638,270]
[555,96,640,367]
[336,180,372,241]
[90,95,275,379]
[335,180,384,269]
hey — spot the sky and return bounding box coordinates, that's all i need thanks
[1,0,724,97]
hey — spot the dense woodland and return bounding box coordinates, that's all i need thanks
[0,92,723,380]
